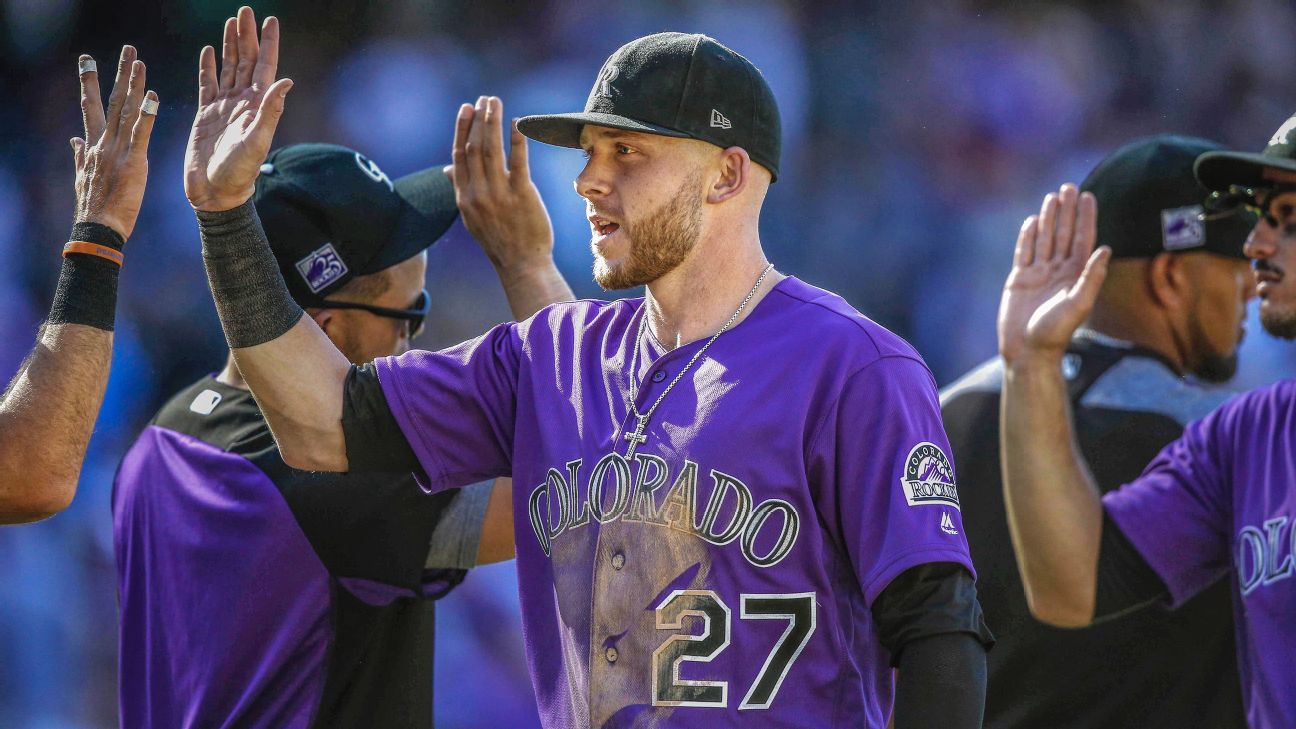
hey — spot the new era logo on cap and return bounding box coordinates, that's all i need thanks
[1161,205,1206,250]
[296,243,350,293]
[710,108,732,129]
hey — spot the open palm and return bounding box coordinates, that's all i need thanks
[184,7,292,212]
[998,184,1111,365]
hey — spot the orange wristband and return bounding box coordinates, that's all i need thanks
[63,241,124,267]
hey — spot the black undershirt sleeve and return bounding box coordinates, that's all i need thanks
[341,363,421,474]
[872,562,992,727]
[1093,510,1170,621]
[894,633,987,729]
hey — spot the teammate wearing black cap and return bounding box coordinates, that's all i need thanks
[186,11,991,727]
[991,114,1296,727]
[941,135,1250,729]
[113,116,572,727]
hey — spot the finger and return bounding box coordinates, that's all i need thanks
[1074,191,1098,262]
[1035,192,1058,263]
[252,15,280,88]
[115,60,146,145]
[129,90,159,153]
[78,55,106,141]
[235,6,260,89]
[248,78,293,148]
[219,17,238,91]
[450,103,473,196]
[465,96,489,192]
[198,46,218,105]
[481,97,506,177]
[508,118,531,185]
[1069,246,1112,312]
[70,137,86,172]
[1014,215,1039,268]
[1053,184,1078,261]
[102,45,136,145]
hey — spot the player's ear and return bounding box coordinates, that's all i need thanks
[308,308,336,334]
[1146,252,1186,311]
[707,146,750,204]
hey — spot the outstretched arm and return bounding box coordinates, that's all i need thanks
[184,7,351,471]
[0,47,158,523]
[997,183,1112,626]
[451,95,574,320]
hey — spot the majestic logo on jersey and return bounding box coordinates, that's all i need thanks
[527,453,800,568]
[188,389,222,415]
[1237,513,1296,596]
[1161,205,1206,251]
[940,511,959,535]
[296,243,349,293]
[900,442,959,510]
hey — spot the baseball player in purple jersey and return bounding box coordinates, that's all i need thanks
[996,114,1296,728]
[183,10,992,727]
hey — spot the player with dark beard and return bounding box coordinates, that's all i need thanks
[995,114,1296,728]
[941,136,1250,729]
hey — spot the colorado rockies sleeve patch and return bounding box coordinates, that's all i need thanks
[900,442,960,510]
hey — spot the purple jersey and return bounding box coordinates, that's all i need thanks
[375,277,974,727]
[1103,380,1296,728]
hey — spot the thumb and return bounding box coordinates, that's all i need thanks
[248,78,293,148]
[1068,245,1111,312]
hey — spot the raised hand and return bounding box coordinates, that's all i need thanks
[997,183,1111,366]
[449,96,555,272]
[72,46,159,240]
[184,6,293,212]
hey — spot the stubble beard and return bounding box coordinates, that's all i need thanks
[1186,307,1239,384]
[592,173,703,291]
[1261,304,1296,340]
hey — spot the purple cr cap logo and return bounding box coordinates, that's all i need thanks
[296,243,349,294]
[1162,205,1206,251]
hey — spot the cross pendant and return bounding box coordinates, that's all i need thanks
[624,415,649,460]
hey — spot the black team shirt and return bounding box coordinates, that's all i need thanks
[940,333,1245,729]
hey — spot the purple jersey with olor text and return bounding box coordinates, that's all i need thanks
[375,276,975,728]
[1103,380,1296,728]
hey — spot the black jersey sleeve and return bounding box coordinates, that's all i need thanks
[342,362,421,474]
[871,562,994,665]
[1093,510,1171,621]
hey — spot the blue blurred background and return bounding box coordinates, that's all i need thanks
[2,0,1294,726]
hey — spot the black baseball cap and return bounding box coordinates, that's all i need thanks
[1195,113,1296,191]
[253,143,458,304]
[1080,135,1252,260]
[516,32,782,181]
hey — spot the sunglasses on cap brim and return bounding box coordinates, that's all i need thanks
[1202,183,1296,226]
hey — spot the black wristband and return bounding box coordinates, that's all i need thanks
[46,222,125,331]
[197,201,305,349]
[69,221,126,252]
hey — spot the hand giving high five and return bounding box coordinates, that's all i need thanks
[184,6,293,212]
[997,183,1112,366]
[73,46,158,240]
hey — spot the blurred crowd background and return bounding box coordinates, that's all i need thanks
[2,0,1294,726]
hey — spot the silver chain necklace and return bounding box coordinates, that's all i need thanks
[621,263,775,460]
